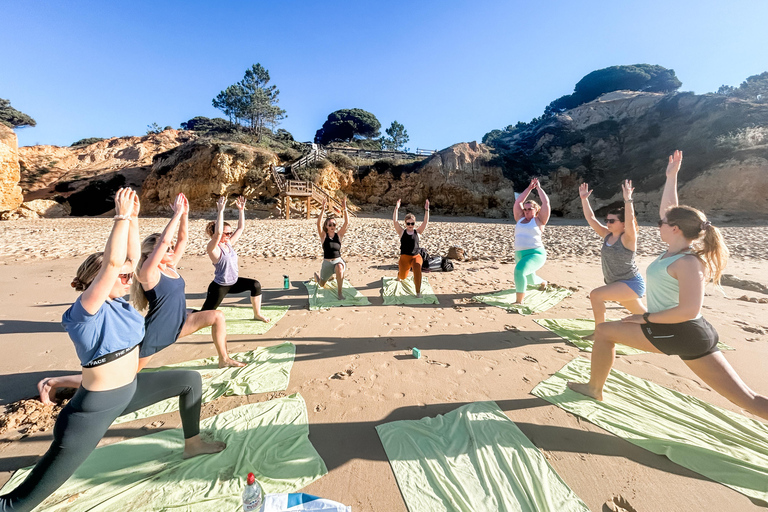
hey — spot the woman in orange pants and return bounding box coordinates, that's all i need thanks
[393,198,430,297]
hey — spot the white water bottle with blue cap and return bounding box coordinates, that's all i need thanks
[242,472,264,511]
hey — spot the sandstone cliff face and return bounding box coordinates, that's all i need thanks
[345,142,516,217]
[0,125,23,212]
[140,140,279,213]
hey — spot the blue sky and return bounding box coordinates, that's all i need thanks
[3,0,767,149]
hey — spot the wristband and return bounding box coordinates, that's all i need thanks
[625,199,633,203]
[643,312,650,323]
[114,214,132,221]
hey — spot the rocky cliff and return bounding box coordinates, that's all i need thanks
[0,124,23,213]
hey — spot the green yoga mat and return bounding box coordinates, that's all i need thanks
[1,394,326,512]
[195,305,289,335]
[376,401,590,512]
[532,357,768,505]
[114,343,295,425]
[473,286,572,315]
[535,318,734,355]
[382,276,439,305]
[303,279,371,310]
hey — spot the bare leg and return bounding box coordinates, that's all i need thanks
[568,321,662,400]
[314,272,327,287]
[335,263,344,300]
[251,294,270,323]
[183,434,227,459]
[684,352,768,421]
[515,292,525,304]
[182,310,245,368]
[37,375,83,405]
[137,356,153,372]
[586,282,646,340]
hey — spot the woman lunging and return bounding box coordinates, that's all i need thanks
[201,196,269,322]
[314,198,350,300]
[568,151,768,421]
[393,198,430,297]
[579,180,646,338]
[512,178,550,304]
[3,189,224,512]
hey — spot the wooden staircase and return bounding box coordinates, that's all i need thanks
[270,159,357,220]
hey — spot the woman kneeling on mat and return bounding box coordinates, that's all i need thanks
[579,179,646,337]
[513,178,550,304]
[393,198,430,297]
[314,197,350,300]
[202,195,269,322]
[569,151,768,421]
[3,189,224,512]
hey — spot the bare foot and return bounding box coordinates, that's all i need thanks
[219,357,247,368]
[416,292,422,298]
[313,272,321,284]
[337,293,344,300]
[254,314,271,323]
[183,435,226,459]
[567,381,603,401]
[582,332,596,341]
[538,281,548,291]
[37,378,57,406]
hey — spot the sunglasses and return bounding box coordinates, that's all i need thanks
[605,219,619,224]
[166,245,175,252]
[328,223,336,227]
[657,219,674,228]
[222,232,233,237]
[119,272,134,284]
[523,208,535,212]
[405,222,415,226]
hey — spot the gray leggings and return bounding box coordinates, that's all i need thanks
[0,370,202,512]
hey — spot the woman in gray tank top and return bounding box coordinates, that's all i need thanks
[579,180,646,338]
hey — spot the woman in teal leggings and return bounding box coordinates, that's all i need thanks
[513,178,551,304]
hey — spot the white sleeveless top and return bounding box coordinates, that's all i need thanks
[514,218,543,251]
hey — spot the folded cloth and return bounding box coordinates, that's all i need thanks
[114,343,295,424]
[376,401,590,512]
[473,285,572,315]
[303,279,370,310]
[195,305,289,335]
[264,493,351,511]
[382,276,439,305]
[1,394,327,512]
[535,318,733,355]
[532,357,768,505]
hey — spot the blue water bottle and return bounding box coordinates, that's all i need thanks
[283,275,289,289]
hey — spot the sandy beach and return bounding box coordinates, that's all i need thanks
[1,216,767,511]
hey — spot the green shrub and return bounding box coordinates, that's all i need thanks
[327,152,355,170]
[277,148,301,163]
[71,137,105,147]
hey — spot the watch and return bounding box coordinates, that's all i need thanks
[643,312,651,323]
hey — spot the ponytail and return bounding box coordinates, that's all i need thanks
[130,233,161,311]
[665,206,729,285]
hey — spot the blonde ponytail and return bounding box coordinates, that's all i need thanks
[665,206,729,285]
[130,233,162,311]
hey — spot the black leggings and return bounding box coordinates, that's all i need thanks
[201,278,261,311]
[0,370,202,512]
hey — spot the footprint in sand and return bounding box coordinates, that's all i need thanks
[604,495,638,512]
[426,359,451,368]
[314,404,326,412]
[457,369,466,375]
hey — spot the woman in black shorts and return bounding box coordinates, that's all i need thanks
[314,197,350,300]
[201,196,269,322]
[569,151,768,421]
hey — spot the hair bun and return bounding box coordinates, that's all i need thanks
[701,221,712,230]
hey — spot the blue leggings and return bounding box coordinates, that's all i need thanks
[514,248,547,293]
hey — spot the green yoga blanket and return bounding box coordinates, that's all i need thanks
[1,394,326,512]
[473,286,572,315]
[303,279,371,310]
[376,401,590,512]
[114,343,295,425]
[532,357,768,504]
[535,318,733,355]
[195,305,289,335]
[382,276,439,305]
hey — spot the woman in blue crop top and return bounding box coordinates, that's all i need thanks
[2,189,225,512]
[314,197,350,300]
[569,151,768,421]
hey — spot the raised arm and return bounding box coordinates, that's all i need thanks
[80,188,134,314]
[127,190,141,267]
[660,150,682,218]
[416,199,429,234]
[392,199,404,236]
[337,198,350,240]
[513,178,536,221]
[535,181,551,226]
[579,183,609,238]
[228,196,246,246]
[168,193,189,266]
[206,196,226,263]
[621,180,638,251]
[140,195,185,284]
[317,198,327,239]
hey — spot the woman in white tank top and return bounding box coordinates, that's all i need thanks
[513,178,551,304]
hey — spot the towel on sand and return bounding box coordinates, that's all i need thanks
[473,286,572,315]
[303,279,370,310]
[376,401,590,512]
[1,394,327,511]
[532,357,768,505]
[114,343,295,424]
[382,276,439,305]
[195,305,289,335]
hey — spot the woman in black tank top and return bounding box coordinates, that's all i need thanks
[315,198,350,300]
[393,198,430,297]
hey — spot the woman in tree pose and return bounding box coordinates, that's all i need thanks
[314,198,350,300]
[568,151,768,421]
[579,180,646,337]
[201,196,269,322]
[4,189,224,512]
[393,198,430,297]
[512,178,551,304]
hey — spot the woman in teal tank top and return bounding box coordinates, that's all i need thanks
[569,151,768,421]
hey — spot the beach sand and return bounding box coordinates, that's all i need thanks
[1,216,767,511]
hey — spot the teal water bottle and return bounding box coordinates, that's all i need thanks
[283,275,289,289]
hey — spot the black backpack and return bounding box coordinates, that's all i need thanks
[440,257,454,272]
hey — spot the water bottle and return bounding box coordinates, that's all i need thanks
[283,275,289,289]
[242,472,264,512]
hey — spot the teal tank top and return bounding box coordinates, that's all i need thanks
[646,251,701,317]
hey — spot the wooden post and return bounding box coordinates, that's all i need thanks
[306,196,311,220]
[284,196,290,220]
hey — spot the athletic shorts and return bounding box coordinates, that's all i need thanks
[642,317,720,360]
[615,274,645,298]
[320,258,345,282]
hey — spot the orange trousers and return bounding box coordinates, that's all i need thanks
[398,254,423,286]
